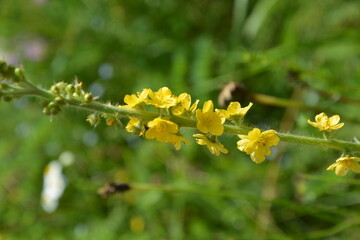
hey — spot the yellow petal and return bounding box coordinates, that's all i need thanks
[315,112,328,123]
[240,102,253,115]
[250,151,266,164]
[307,119,318,128]
[335,163,349,176]
[349,162,360,173]
[203,100,214,113]
[326,162,338,171]
[189,100,199,112]
[329,114,340,125]
[248,128,261,139]
[264,134,280,147]
[331,123,344,130]
[227,102,241,113]
[145,128,157,139]
[159,87,172,96]
[208,117,224,136]
[125,117,140,133]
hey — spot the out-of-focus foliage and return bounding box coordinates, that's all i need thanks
[1,0,360,239]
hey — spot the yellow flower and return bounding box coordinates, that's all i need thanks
[145,117,189,150]
[145,87,177,108]
[327,155,360,176]
[121,89,149,109]
[237,128,279,164]
[196,100,224,136]
[307,112,344,132]
[125,117,144,136]
[171,93,199,116]
[217,101,253,121]
[193,134,228,156]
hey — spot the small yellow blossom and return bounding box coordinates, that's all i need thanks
[193,134,228,156]
[145,87,177,108]
[196,100,224,136]
[171,93,199,116]
[307,112,344,132]
[217,101,253,122]
[145,117,189,150]
[327,155,360,176]
[125,117,144,136]
[121,89,149,109]
[237,128,279,164]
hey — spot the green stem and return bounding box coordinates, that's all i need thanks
[277,133,360,151]
[3,81,360,152]
[63,98,360,152]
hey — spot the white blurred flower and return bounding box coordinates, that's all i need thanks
[41,161,66,213]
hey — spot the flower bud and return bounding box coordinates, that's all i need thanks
[65,84,75,94]
[50,107,61,115]
[14,68,25,82]
[54,96,65,105]
[55,82,66,89]
[72,93,79,99]
[50,85,60,95]
[47,102,61,115]
[43,106,51,115]
[83,93,93,103]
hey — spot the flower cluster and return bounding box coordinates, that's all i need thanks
[114,87,279,164]
[306,112,360,177]
[44,81,94,115]
[307,112,357,176]
[121,87,198,150]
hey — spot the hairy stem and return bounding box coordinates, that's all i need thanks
[1,75,360,152]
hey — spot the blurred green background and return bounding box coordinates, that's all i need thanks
[1,0,360,239]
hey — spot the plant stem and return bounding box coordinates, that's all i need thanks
[2,81,360,152]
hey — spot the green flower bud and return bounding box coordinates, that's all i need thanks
[0,63,13,79]
[55,82,66,89]
[14,68,25,82]
[43,106,51,115]
[65,84,75,94]
[50,85,60,95]
[50,107,61,115]
[72,93,79,99]
[83,93,93,103]
[47,101,57,109]
[54,96,65,105]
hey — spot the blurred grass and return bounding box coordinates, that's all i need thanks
[1,0,360,239]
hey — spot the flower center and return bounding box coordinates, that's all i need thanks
[257,138,266,146]
[204,117,213,126]
[157,122,166,132]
